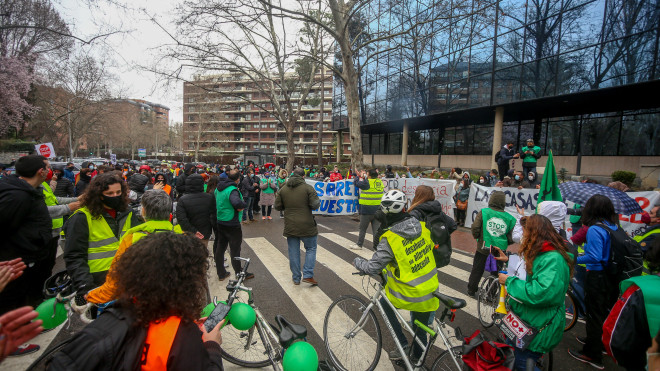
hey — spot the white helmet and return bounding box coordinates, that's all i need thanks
[380,190,407,214]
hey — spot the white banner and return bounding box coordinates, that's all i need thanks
[305,178,457,217]
[35,142,56,159]
[464,183,660,237]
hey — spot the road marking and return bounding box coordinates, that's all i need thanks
[244,237,395,370]
[317,223,332,230]
[319,233,375,260]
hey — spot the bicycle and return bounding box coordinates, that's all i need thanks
[323,272,467,371]
[476,275,500,328]
[218,257,318,370]
[564,267,587,332]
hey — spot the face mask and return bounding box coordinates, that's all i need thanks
[89,166,95,170]
[67,166,74,171]
[528,176,534,181]
[515,175,520,180]
[102,195,123,209]
[479,179,485,184]
[45,168,53,182]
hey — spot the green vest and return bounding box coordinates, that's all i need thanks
[261,178,275,194]
[359,178,385,206]
[481,208,517,250]
[277,177,286,188]
[125,220,183,244]
[620,275,660,337]
[73,207,133,273]
[521,146,541,163]
[215,185,243,222]
[42,182,63,230]
[381,222,439,312]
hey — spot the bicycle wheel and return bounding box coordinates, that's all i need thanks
[477,276,499,328]
[219,318,272,368]
[323,295,381,371]
[564,293,578,332]
[26,338,73,371]
[431,346,464,371]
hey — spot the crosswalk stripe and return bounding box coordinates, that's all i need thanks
[319,233,374,260]
[244,237,395,371]
[348,231,474,265]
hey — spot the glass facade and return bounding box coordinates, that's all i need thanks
[333,0,660,154]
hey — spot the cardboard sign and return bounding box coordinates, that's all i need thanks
[35,142,56,159]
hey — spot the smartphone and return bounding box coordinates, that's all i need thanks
[490,245,500,257]
[204,302,231,332]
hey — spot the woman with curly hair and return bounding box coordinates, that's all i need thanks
[50,233,224,370]
[64,172,143,297]
[497,214,573,370]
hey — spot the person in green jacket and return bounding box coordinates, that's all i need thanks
[276,169,288,219]
[520,138,542,175]
[498,214,573,370]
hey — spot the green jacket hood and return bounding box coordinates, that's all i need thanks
[489,191,506,211]
[287,174,305,188]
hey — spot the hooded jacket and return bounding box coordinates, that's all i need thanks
[215,177,247,227]
[471,191,513,254]
[0,175,52,261]
[240,173,257,197]
[512,201,567,243]
[175,163,195,196]
[409,200,457,251]
[177,174,216,239]
[128,174,149,207]
[76,171,92,196]
[274,174,321,237]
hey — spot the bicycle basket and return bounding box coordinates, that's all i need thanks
[43,270,74,298]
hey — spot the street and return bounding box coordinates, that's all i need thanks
[5,215,622,371]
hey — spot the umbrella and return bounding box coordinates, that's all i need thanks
[264,162,275,169]
[558,181,643,215]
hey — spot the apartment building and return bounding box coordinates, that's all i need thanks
[183,71,351,164]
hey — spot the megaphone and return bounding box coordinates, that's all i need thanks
[495,283,508,315]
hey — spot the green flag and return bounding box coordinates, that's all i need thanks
[539,150,563,202]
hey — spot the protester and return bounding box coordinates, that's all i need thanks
[127,172,149,208]
[519,138,542,174]
[354,190,438,363]
[568,194,621,369]
[467,190,516,296]
[50,233,224,370]
[240,168,258,223]
[75,168,92,196]
[64,173,143,299]
[497,141,519,181]
[408,185,457,263]
[511,171,530,189]
[498,214,573,370]
[351,169,384,250]
[277,169,288,218]
[455,178,471,226]
[63,162,76,183]
[52,164,75,197]
[477,174,489,186]
[86,190,182,305]
[512,201,567,243]
[177,174,216,245]
[0,155,53,315]
[526,171,541,189]
[384,165,396,179]
[275,168,321,286]
[258,171,277,220]
[488,169,499,186]
[449,168,463,192]
[175,163,195,197]
[329,167,343,182]
[215,169,252,281]
[152,172,173,198]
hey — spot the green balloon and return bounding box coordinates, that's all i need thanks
[282,341,318,371]
[35,298,68,330]
[227,302,256,330]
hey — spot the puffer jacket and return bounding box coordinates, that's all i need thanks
[127,174,149,207]
[471,191,513,254]
[176,174,216,239]
[505,243,571,353]
[409,200,457,251]
[274,174,321,237]
[54,177,75,197]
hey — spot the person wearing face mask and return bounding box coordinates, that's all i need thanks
[497,141,519,181]
[511,171,530,189]
[259,171,277,220]
[64,173,143,305]
[478,175,488,186]
[86,162,98,178]
[63,162,76,183]
[526,171,541,189]
[75,168,92,196]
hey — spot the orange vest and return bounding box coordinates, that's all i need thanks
[140,316,181,370]
[163,184,172,195]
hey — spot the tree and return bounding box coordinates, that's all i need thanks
[0,56,37,135]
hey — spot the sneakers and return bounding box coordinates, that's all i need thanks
[9,343,40,357]
[302,277,318,286]
[293,280,300,285]
[219,272,231,281]
[262,216,266,220]
[467,290,476,298]
[575,336,607,354]
[267,216,272,220]
[388,345,409,360]
[244,272,255,280]
[279,214,284,219]
[568,349,604,369]
[349,243,362,250]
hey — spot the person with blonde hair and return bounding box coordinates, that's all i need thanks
[408,185,457,266]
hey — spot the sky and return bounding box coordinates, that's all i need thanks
[53,0,186,123]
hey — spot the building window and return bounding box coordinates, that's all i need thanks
[188,115,194,121]
[188,97,194,103]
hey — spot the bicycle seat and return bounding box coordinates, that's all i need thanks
[275,315,307,348]
[433,292,467,310]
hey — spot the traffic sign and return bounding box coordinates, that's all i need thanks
[138,148,146,158]
[35,142,56,159]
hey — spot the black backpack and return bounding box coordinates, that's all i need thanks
[494,150,502,164]
[596,223,644,281]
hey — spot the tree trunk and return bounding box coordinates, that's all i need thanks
[285,121,296,173]
[337,48,364,170]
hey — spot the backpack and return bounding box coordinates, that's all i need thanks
[48,306,146,371]
[415,210,457,268]
[494,151,502,163]
[596,223,644,281]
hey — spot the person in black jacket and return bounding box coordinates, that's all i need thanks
[497,141,519,181]
[175,163,196,198]
[215,170,251,280]
[49,233,224,370]
[127,173,149,208]
[75,168,92,196]
[52,164,75,197]
[408,185,457,266]
[0,155,53,314]
[177,174,216,245]
[240,169,258,222]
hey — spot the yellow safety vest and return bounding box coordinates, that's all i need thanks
[359,178,385,206]
[127,220,183,244]
[42,182,63,230]
[381,222,439,312]
[73,207,133,273]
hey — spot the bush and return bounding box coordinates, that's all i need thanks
[0,139,36,152]
[611,170,636,186]
[558,168,568,183]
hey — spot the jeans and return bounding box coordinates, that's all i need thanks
[243,196,254,221]
[380,297,434,360]
[522,164,537,175]
[506,339,543,371]
[286,236,317,282]
[357,214,380,248]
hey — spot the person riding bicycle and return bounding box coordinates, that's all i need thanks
[49,233,224,370]
[85,190,182,307]
[497,214,573,371]
[353,190,439,363]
